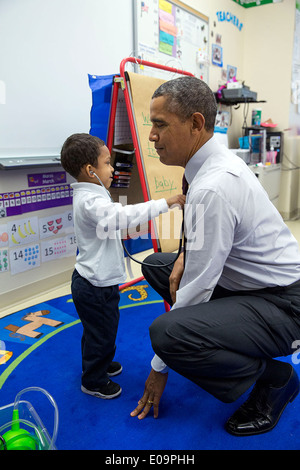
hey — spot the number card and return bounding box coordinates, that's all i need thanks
[63,210,74,233]
[8,217,39,247]
[66,233,77,256]
[39,212,65,239]
[10,244,40,275]
[0,224,9,247]
[41,234,77,262]
[41,236,67,262]
[0,248,9,273]
[39,210,74,239]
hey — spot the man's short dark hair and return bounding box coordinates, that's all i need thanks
[152,76,217,132]
[60,133,105,179]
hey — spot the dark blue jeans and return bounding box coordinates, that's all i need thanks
[71,269,120,389]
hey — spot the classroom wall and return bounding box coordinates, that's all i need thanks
[242,0,297,219]
[183,0,295,146]
[243,0,295,132]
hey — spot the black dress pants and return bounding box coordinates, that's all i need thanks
[71,269,120,389]
[142,253,300,403]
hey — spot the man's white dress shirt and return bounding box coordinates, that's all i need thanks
[151,135,300,373]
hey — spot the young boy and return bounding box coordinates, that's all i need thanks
[60,133,185,399]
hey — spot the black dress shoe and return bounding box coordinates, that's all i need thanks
[225,366,299,436]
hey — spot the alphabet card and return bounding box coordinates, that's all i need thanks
[7,216,39,247]
[9,243,40,275]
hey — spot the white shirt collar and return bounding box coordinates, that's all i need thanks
[185,135,219,185]
[71,181,111,200]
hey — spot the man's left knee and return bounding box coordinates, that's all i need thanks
[149,314,174,357]
[141,254,159,280]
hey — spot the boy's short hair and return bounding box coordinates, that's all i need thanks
[60,133,105,179]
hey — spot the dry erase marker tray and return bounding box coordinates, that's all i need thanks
[0,156,61,170]
[111,148,134,188]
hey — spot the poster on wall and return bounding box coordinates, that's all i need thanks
[227,65,237,80]
[212,44,223,67]
[134,0,209,81]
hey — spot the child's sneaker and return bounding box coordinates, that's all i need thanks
[107,361,123,377]
[81,380,122,399]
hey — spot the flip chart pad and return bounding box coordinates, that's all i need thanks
[128,72,184,253]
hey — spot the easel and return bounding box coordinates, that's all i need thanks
[107,57,193,308]
[107,57,193,251]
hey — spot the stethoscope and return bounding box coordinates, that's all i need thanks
[90,171,184,268]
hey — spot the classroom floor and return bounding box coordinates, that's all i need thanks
[3,219,300,318]
[2,220,300,450]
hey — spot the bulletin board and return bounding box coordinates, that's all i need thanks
[133,0,209,82]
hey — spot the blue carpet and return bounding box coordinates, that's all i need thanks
[0,280,299,451]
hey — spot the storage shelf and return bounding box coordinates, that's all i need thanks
[215,94,266,107]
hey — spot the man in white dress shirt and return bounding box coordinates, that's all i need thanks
[130,76,300,436]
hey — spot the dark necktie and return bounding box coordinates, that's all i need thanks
[182,174,188,264]
[182,174,189,196]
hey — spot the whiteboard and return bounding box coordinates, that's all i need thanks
[133,0,209,81]
[0,0,134,158]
